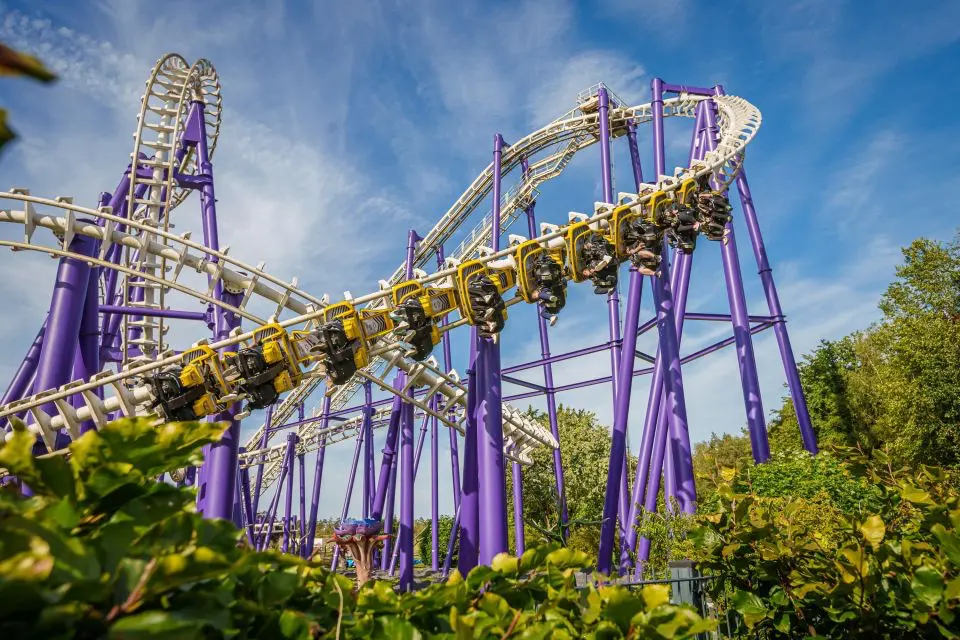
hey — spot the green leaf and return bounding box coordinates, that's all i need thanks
[108,611,207,639]
[912,565,944,609]
[0,108,14,153]
[732,590,768,628]
[0,43,57,82]
[859,514,885,549]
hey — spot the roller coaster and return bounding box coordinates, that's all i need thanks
[0,54,817,589]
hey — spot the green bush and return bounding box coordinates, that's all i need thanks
[0,417,712,638]
[416,514,457,567]
[694,449,960,638]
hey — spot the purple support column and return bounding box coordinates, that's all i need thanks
[477,133,508,565]
[331,426,365,570]
[190,99,243,520]
[399,383,416,590]
[523,179,569,539]
[281,433,297,553]
[250,405,273,538]
[702,94,769,462]
[596,268,645,575]
[0,320,45,431]
[458,332,481,574]
[239,461,255,546]
[76,261,101,434]
[626,102,706,560]
[31,227,95,453]
[379,445,399,571]
[512,453,525,556]
[305,395,331,556]
[430,411,440,571]
[363,381,373,518]
[714,86,817,454]
[437,247,462,513]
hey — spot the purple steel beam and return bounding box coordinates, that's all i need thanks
[389,401,432,575]
[31,225,95,454]
[477,133,509,566]
[99,305,206,321]
[379,443,399,571]
[281,433,297,553]
[504,321,775,403]
[76,262,101,434]
[661,83,715,96]
[651,78,695,512]
[503,341,611,375]
[239,458,255,546]
[714,86,817,454]
[250,404,273,537]
[431,410,440,570]
[703,94,769,462]
[524,198,569,539]
[443,506,461,576]
[458,332,481,573]
[399,228,421,590]
[596,115,650,575]
[513,451,525,556]
[305,396,331,556]
[597,266,644,575]
[257,449,289,551]
[399,380,416,589]
[500,374,546,393]
[363,381,373,518]
[0,320,45,430]
[436,246,462,515]
[331,425,365,570]
[186,99,244,521]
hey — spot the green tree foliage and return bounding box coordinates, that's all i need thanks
[694,450,960,638]
[416,514,457,567]
[0,417,711,638]
[508,406,637,561]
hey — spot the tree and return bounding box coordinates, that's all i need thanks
[507,406,637,562]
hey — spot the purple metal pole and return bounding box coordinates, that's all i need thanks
[99,305,206,321]
[651,78,695,511]
[437,247,462,513]
[626,103,705,558]
[0,320,45,430]
[379,445,399,571]
[512,453,525,556]
[524,187,569,539]
[281,433,297,553]
[442,506,461,576]
[399,380,416,590]
[331,426,365,570]
[714,86,817,454]
[250,405,273,533]
[363,381,373,518]
[305,395,331,556]
[477,133,509,565]
[702,95,769,462]
[597,267,644,575]
[239,462,255,545]
[76,263,101,435]
[188,100,243,520]
[31,228,94,453]
[431,411,440,570]
[458,332,481,573]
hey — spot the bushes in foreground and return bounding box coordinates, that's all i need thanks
[0,418,711,639]
[695,448,960,638]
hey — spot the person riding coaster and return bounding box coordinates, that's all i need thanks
[389,297,435,361]
[529,253,566,319]
[465,274,507,338]
[579,231,619,294]
[308,320,361,385]
[694,175,733,243]
[620,217,662,276]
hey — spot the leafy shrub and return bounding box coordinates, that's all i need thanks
[415,514,457,567]
[0,418,712,638]
[694,449,960,638]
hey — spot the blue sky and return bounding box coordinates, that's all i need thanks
[0,0,958,519]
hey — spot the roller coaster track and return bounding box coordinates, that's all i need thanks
[0,55,759,484]
[246,87,753,488]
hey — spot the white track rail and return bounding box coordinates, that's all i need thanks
[121,55,222,363]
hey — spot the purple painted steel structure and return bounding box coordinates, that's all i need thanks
[8,70,822,586]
